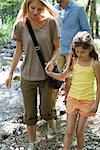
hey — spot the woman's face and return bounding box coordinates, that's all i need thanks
[28,0,44,19]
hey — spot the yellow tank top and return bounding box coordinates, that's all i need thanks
[68,59,95,100]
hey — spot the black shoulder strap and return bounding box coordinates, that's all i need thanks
[26,18,45,69]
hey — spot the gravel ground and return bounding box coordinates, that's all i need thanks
[0,91,100,150]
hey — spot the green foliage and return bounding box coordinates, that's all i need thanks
[97,0,100,4]
[0,0,21,22]
[0,29,6,45]
[0,0,21,45]
[0,17,15,45]
[0,0,21,8]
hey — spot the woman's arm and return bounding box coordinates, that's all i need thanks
[45,37,60,71]
[5,41,23,88]
[90,61,100,112]
[51,37,60,63]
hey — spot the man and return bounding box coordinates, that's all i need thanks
[54,0,90,99]
[54,0,90,71]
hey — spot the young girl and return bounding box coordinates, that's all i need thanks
[45,31,100,150]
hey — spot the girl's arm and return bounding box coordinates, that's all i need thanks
[45,51,75,81]
[45,66,71,81]
[5,41,23,88]
[90,61,100,112]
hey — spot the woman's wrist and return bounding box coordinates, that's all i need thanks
[9,71,13,76]
[50,59,56,65]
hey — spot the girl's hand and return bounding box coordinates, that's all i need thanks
[90,101,99,113]
[5,73,13,88]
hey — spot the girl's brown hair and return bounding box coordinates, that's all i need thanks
[68,31,99,69]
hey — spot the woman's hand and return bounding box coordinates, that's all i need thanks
[90,101,99,113]
[45,67,52,76]
[45,60,55,72]
[5,73,13,88]
[5,41,23,88]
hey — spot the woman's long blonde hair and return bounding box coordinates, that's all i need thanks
[16,0,58,22]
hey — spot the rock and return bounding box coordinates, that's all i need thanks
[1,144,10,150]
[19,147,24,150]
[13,76,20,81]
[96,148,100,150]
[86,145,92,149]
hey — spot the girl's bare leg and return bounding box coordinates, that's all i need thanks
[64,113,77,150]
[76,115,88,150]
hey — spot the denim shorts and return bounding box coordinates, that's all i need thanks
[21,77,55,125]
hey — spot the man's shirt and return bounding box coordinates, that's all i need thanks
[54,1,90,54]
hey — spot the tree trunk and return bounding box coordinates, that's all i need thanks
[90,0,96,38]
[86,0,90,13]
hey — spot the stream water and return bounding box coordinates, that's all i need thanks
[0,82,23,123]
[0,53,23,126]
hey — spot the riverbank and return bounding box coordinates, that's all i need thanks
[0,92,100,150]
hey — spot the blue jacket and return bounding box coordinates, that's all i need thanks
[54,1,90,54]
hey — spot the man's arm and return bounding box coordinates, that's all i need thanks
[79,6,91,33]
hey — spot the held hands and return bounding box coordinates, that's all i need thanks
[90,101,99,113]
[5,73,13,88]
[45,67,53,77]
[45,60,55,76]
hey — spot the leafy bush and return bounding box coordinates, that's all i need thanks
[0,0,21,45]
[0,18,15,45]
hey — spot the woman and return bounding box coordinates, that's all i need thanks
[5,0,60,149]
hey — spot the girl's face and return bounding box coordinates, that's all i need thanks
[75,46,90,59]
[28,0,44,19]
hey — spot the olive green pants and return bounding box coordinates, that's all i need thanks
[21,78,55,125]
